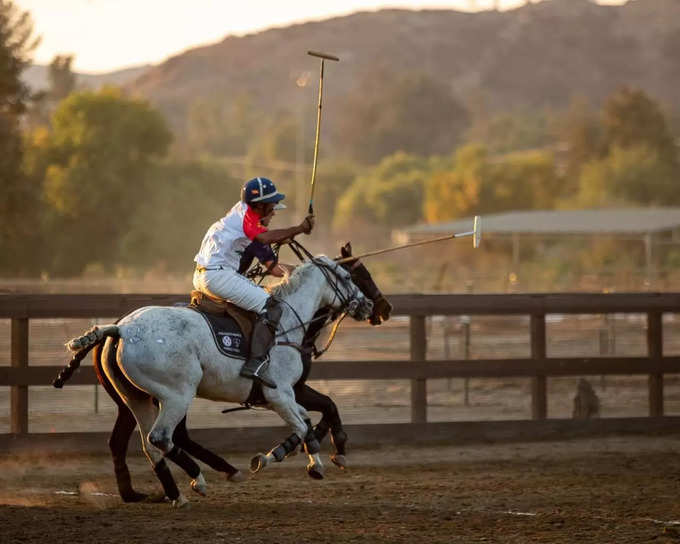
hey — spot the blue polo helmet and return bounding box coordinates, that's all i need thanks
[241,177,286,206]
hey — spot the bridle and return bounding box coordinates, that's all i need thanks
[273,254,369,357]
[310,257,366,316]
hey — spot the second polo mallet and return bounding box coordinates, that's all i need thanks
[307,50,339,215]
[335,216,482,264]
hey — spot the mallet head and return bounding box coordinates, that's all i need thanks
[307,50,340,61]
[473,215,482,248]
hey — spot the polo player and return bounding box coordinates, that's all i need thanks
[193,177,315,388]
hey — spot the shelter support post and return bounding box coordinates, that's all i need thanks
[647,311,663,417]
[11,318,29,434]
[512,233,520,271]
[530,314,547,420]
[410,315,427,423]
[644,233,656,289]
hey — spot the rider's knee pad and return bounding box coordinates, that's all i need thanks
[263,297,283,328]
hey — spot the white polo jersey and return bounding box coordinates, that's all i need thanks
[194,202,267,271]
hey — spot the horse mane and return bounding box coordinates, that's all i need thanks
[269,257,330,298]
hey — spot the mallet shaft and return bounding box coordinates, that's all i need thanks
[307,50,339,216]
[309,59,324,215]
[335,216,481,264]
[335,234,457,264]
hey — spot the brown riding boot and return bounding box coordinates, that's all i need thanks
[240,298,282,389]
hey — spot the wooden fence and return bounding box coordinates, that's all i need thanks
[2,293,680,452]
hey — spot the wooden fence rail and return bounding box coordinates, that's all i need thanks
[2,293,679,440]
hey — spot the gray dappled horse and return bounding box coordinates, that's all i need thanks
[65,256,374,507]
[78,243,391,503]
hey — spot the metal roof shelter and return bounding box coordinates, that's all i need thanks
[394,208,680,282]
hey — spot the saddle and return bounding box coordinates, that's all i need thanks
[189,290,258,360]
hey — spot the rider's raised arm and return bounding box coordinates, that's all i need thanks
[255,215,314,245]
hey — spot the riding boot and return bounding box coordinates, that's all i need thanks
[240,298,282,389]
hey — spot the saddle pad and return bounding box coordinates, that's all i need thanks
[189,307,250,360]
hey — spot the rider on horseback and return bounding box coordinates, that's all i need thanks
[193,177,315,389]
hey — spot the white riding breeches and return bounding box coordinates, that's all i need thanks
[193,268,269,313]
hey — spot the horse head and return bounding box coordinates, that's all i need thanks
[338,242,392,325]
[311,255,374,322]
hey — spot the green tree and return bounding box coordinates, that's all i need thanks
[0,1,38,116]
[424,144,486,223]
[576,144,678,208]
[424,144,562,223]
[34,88,172,275]
[48,54,76,102]
[493,149,562,211]
[334,152,432,229]
[308,160,357,233]
[0,1,40,275]
[602,87,677,167]
[568,88,680,208]
[119,159,241,272]
[556,96,604,186]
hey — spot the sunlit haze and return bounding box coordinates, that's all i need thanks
[18,0,627,72]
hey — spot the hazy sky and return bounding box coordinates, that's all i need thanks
[17,0,628,73]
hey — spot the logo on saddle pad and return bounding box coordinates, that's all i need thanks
[219,332,242,350]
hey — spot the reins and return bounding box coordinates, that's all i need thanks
[249,239,358,359]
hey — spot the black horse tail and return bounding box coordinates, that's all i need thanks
[53,325,120,388]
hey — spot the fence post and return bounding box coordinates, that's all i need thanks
[461,316,471,406]
[647,311,663,417]
[11,318,29,434]
[410,315,427,424]
[530,314,547,420]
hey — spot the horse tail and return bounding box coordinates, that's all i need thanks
[53,325,120,388]
[66,324,120,352]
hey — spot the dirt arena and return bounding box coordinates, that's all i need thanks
[2,435,680,543]
[4,309,680,542]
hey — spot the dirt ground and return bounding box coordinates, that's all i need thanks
[2,435,680,543]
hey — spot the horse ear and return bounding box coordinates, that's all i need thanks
[341,242,352,258]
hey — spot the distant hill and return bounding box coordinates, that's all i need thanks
[124,0,680,138]
[23,63,151,93]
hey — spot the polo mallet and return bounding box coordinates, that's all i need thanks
[307,50,339,215]
[336,216,482,264]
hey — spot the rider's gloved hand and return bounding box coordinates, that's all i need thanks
[300,214,315,235]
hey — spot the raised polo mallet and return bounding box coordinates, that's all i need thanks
[307,50,339,216]
[336,216,482,264]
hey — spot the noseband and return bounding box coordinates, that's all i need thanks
[309,257,365,317]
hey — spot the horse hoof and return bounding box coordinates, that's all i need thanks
[227,470,247,483]
[330,454,347,470]
[172,494,190,508]
[306,463,325,480]
[145,492,169,503]
[190,473,207,496]
[250,453,269,473]
[121,490,148,503]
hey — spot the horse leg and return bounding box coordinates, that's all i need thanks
[250,392,324,479]
[127,395,188,507]
[173,416,246,484]
[147,391,207,498]
[93,340,148,501]
[101,347,186,506]
[109,405,147,502]
[296,384,348,469]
